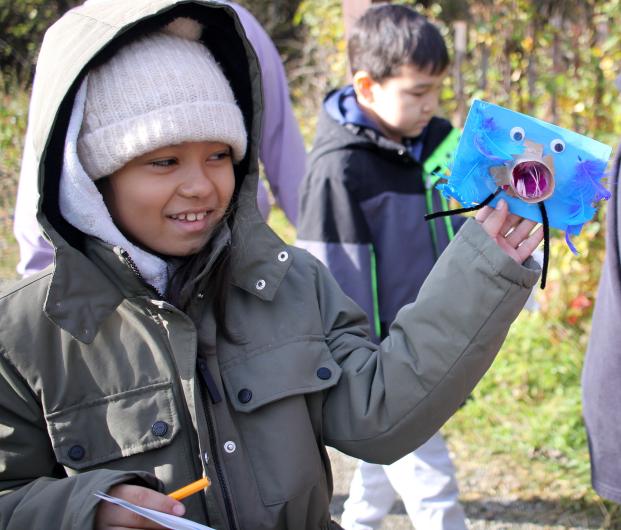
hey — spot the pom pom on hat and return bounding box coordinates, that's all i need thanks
[77,18,247,180]
[164,17,203,40]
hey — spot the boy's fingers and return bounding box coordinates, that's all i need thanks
[505,218,538,248]
[123,485,185,514]
[516,225,544,263]
[474,205,493,223]
[472,199,543,264]
[499,212,523,237]
[479,199,509,237]
[99,485,185,529]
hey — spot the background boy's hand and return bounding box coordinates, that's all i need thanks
[475,199,543,264]
[95,484,185,530]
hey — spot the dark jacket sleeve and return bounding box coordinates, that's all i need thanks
[297,158,381,341]
[317,219,540,464]
[0,350,162,529]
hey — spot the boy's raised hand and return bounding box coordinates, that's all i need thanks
[95,484,185,529]
[475,199,543,264]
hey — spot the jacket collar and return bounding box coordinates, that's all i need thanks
[44,213,292,343]
[44,242,124,344]
[230,213,293,301]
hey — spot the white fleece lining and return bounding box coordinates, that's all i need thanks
[59,77,169,295]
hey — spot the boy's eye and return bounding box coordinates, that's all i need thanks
[209,149,232,161]
[150,158,177,167]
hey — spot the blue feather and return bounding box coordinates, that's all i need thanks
[573,159,611,203]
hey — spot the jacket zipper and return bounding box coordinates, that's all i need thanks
[119,249,144,280]
[149,306,237,530]
[119,249,164,297]
[123,247,236,528]
[198,370,239,530]
[147,310,211,523]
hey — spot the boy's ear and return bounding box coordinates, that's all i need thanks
[352,70,376,105]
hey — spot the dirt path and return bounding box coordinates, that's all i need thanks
[328,447,611,529]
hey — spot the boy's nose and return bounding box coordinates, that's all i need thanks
[423,95,439,113]
[178,166,216,198]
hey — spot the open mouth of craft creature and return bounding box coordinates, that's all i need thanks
[510,160,554,203]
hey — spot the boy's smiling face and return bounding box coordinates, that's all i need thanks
[99,140,235,257]
[354,63,447,143]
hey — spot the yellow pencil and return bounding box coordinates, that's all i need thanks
[168,476,211,500]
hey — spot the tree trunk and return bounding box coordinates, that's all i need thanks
[548,14,562,124]
[453,20,467,126]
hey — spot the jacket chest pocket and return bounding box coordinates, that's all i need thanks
[45,381,179,471]
[221,338,341,506]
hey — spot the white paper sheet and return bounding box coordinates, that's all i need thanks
[94,491,216,530]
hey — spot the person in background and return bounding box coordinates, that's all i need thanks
[582,135,621,505]
[297,4,469,529]
[12,0,305,278]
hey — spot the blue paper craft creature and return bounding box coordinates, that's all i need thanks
[436,99,612,254]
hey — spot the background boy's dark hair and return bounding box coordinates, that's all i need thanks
[347,3,449,81]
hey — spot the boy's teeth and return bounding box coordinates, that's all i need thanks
[172,212,207,221]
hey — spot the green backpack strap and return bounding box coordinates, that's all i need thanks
[423,127,461,253]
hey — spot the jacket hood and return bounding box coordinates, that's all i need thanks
[29,0,291,340]
[324,85,381,132]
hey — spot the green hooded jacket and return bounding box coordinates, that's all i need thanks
[0,1,540,528]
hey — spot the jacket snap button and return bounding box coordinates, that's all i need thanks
[255,279,266,290]
[68,444,85,461]
[277,251,289,262]
[316,367,332,380]
[238,388,253,403]
[224,441,237,454]
[151,421,169,437]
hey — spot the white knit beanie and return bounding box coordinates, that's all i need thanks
[77,18,247,180]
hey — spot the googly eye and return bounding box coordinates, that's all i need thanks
[510,126,525,142]
[550,138,565,153]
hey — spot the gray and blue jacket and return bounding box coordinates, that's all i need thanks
[297,86,464,342]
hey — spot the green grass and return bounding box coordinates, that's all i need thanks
[442,310,621,525]
[0,224,18,280]
[267,205,296,244]
[0,87,27,282]
[447,312,588,479]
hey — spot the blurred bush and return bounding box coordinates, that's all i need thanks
[0,1,81,86]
